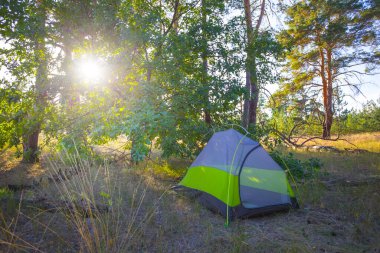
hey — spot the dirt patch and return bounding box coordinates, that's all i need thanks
[0,150,46,188]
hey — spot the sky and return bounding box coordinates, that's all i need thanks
[345,74,380,109]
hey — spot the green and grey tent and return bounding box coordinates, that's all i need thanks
[178,129,298,221]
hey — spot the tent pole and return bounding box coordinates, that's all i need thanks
[225,133,248,227]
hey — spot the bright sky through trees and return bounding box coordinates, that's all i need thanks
[75,56,105,84]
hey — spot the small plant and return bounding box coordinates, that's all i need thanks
[270,150,323,180]
[0,187,13,200]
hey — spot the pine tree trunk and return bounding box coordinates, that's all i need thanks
[22,2,47,163]
[322,111,333,138]
[323,48,334,138]
[320,48,333,139]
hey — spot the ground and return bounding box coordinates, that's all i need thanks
[0,133,379,253]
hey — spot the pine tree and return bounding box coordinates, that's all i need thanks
[279,0,379,138]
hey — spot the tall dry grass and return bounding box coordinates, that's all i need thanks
[295,132,380,152]
[0,191,46,253]
[45,149,166,253]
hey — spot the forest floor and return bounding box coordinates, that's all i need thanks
[0,132,379,253]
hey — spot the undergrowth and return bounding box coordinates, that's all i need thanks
[270,150,323,180]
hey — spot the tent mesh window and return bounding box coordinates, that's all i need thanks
[238,146,291,209]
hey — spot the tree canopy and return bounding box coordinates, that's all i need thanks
[0,0,379,162]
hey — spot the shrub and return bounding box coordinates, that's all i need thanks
[270,150,323,180]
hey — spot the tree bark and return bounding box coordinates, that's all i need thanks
[242,0,265,128]
[172,0,180,33]
[22,130,40,163]
[320,47,333,139]
[22,1,48,163]
[248,58,259,125]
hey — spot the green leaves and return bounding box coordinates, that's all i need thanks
[270,150,323,180]
[2,0,376,163]
[275,0,379,137]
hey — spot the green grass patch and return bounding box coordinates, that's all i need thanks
[148,159,188,180]
[0,187,12,200]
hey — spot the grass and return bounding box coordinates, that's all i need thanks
[44,150,171,253]
[288,146,379,179]
[295,131,380,152]
[0,132,379,252]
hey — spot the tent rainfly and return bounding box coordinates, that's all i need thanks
[178,129,298,222]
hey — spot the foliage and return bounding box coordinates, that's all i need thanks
[63,0,248,160]
[0,188,12,200]
[276,0,379,138]
[270,150,323,180]
[0,0,53,161]
[334,100,380,134]
[269,95,380,138]
[0,0,378,162]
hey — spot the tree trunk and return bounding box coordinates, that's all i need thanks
[242,0,265,128]
[320,47,333,139]
[22,130,40,163]
[22,2,47,163]
[172,0,180,33]
[323,109,333,138]
[201,0,212,125]
[324,48,334,138]
[248,64,259,125]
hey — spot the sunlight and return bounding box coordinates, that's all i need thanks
[76,57,105,84]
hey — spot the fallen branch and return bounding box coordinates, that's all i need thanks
[271,128,358,149]
[296,136,358,148]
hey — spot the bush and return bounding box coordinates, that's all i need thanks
[270,150,323,180]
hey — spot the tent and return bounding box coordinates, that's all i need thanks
[178,129,298,222]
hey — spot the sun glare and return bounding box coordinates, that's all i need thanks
[76,57,105,84]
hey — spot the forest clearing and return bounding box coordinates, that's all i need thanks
[1,0,379,252]
[1,132,379,252]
